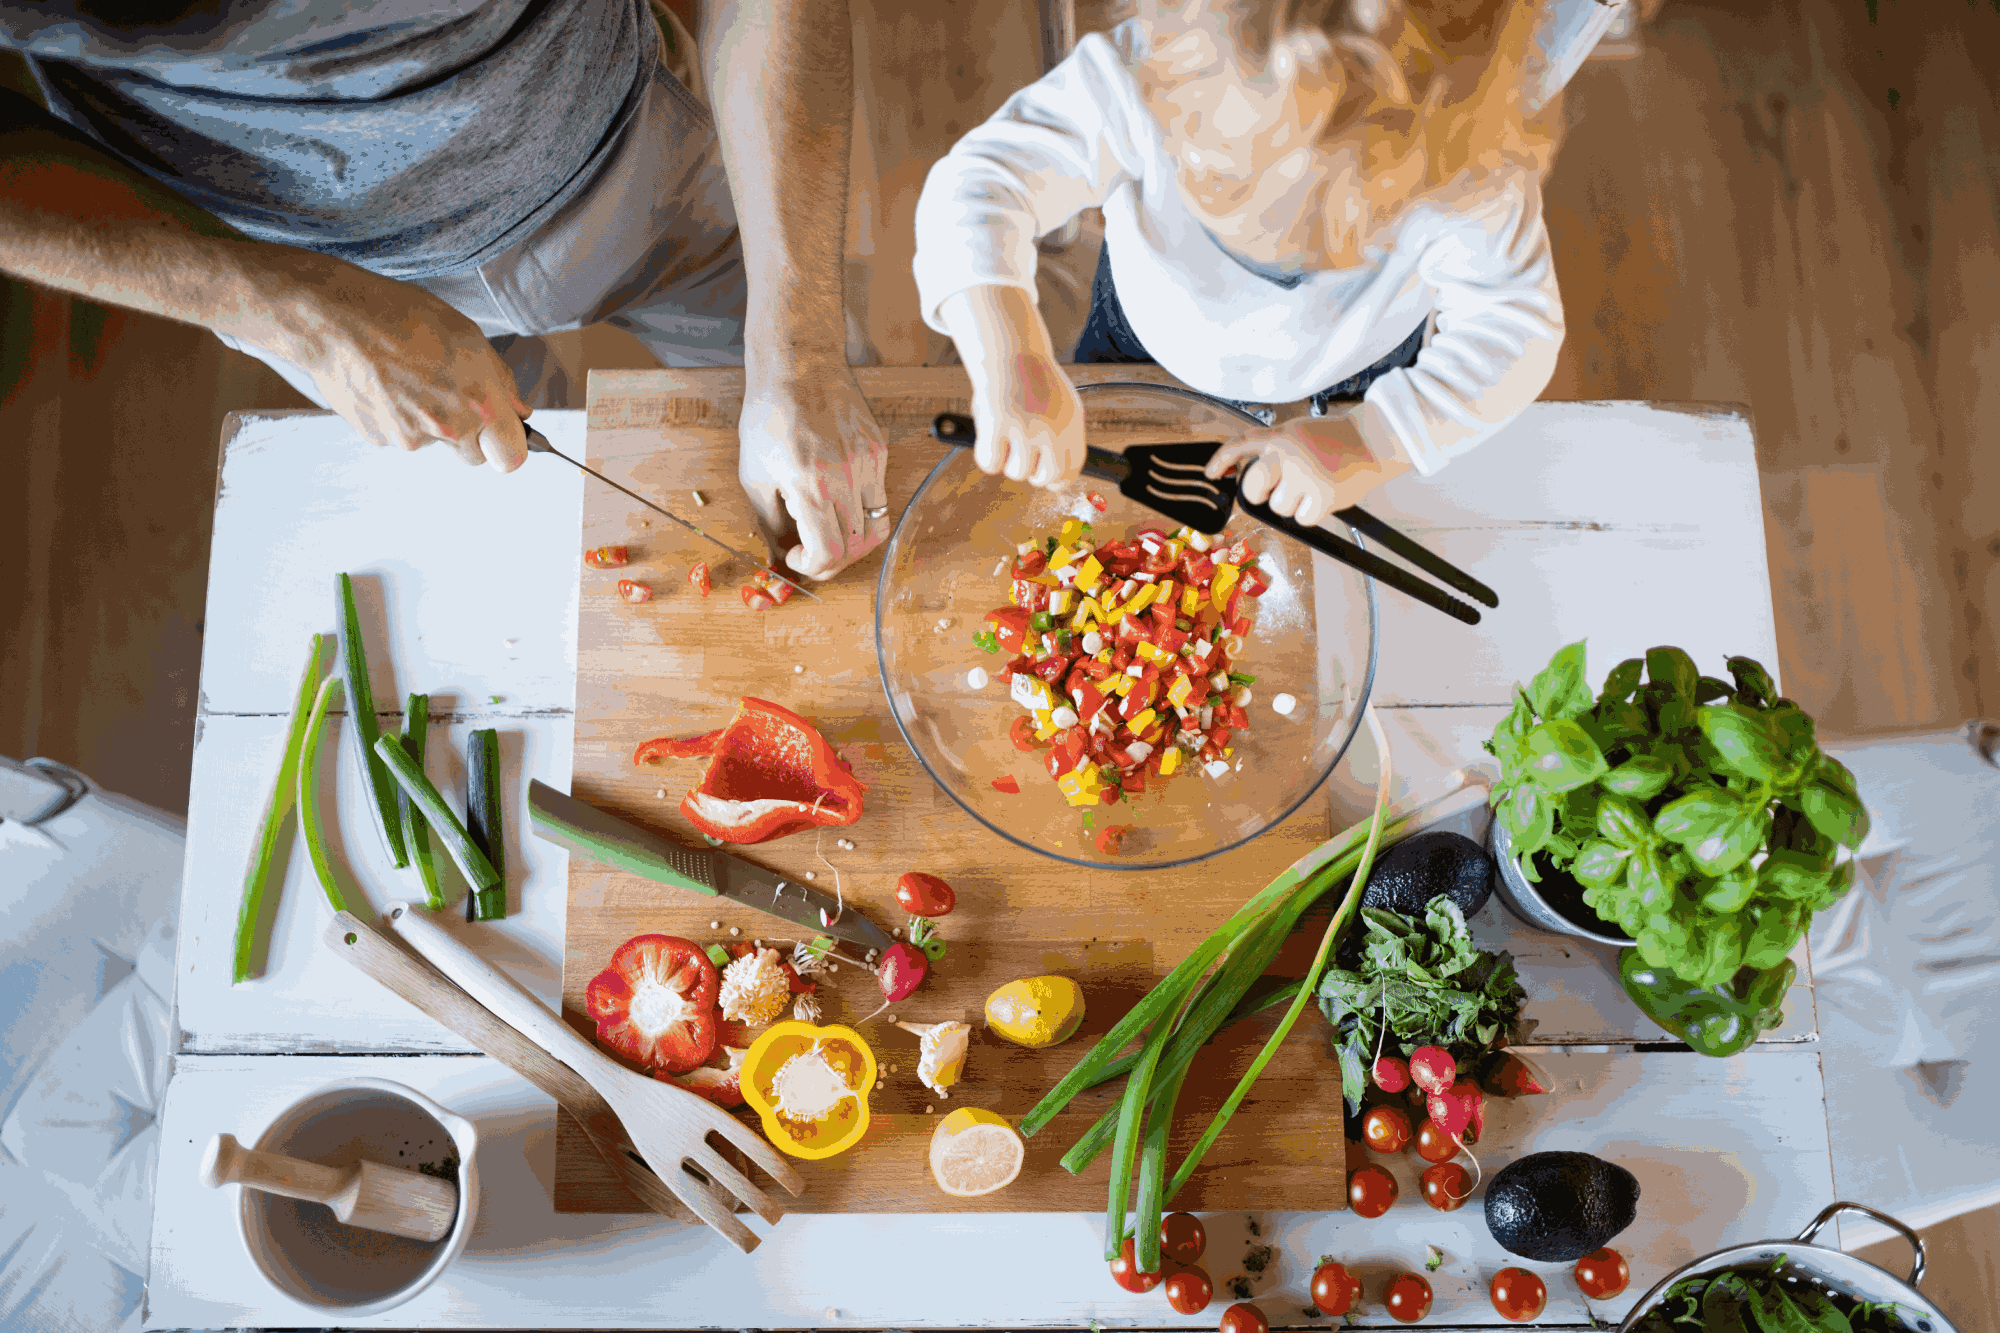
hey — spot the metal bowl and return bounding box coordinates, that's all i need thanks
[1619,1202,1957,1332]
[874,382,1378,870]
[1489,816,1635,946]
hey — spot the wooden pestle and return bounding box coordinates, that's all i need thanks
[200,1133,457,1243]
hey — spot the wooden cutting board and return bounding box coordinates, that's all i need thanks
[556,367,1351,1215]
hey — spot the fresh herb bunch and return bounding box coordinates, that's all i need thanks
[1486,642,1870,988]
[1629,1259,1906,1333]
[1316,897,1526,1116]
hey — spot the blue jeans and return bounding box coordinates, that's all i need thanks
[1071,244,1426,415]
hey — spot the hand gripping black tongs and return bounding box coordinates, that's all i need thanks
[929,404,1497,625]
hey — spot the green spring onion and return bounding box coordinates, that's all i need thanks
[401,693,446,912]
[295,673,348,915]
[231,633,328,982]
[464,728,506,922]
[372,733,499,894]
[337,573,407,867]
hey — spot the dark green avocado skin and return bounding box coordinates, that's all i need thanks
[1484,1151,1641,1262]
[1359,830,1494,919]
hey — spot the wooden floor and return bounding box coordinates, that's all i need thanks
[1,3,1995,1324]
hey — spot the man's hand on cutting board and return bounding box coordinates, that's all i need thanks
[737,359,891,579]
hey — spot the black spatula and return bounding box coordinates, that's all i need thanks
[930,413,1494,626]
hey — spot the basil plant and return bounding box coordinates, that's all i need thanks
[1485,642,1870,988]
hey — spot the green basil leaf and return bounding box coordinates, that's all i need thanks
[1509,782,1555,854]
[1813,752,1860,800]
[1687,809,1767,876]
[1801,781,1870,849]
[1766,706,1818,779]
[1646,646,1700,701]
[1527,640,1596,721]
[1572,838,1630,888]
[1562,783,1602,833]
[1758,856,1830,903]
[1742,903,1802,969]
[1726,656,1777,708]
[1699,867,1758,913]
[1600,754,1674,800]
[1595,699,1651,742]
[1525,718,1609,792]
[1600,657,1644,703]
[1698,702,1786,780]
[1657,696,1693,736]
[1695,917,1745,988]
[1597,793,1655,850]
[1695,675,1733,703]
[1627,847,1675,912]
[1654,787,1744,844]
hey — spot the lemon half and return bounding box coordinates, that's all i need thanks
[928,1107,1024,1197]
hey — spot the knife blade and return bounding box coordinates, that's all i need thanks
[528,780,894,954]
[520,424,822,603]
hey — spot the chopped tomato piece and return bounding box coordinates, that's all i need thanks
[992,775,1021,793]
[1076,682,1110,723]
[585,545,630,569]
[741,585,777,610]
[1240,566,1270,597]
[1000,653,1034,679]
[1014,548,1049,578]
[768,579,797,605]
[1009,716,1043,751]
[687,560,710,596]
[618,579,653,603]
[986,607,1033,653]
[1120,770,1146,793]
[1095,823,1135,854]
[1087,491,1108,512]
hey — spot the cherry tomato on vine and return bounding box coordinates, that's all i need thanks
[1164,1265,1213,1315]
[1107,1236,1162,1293]
[1363,1104,1413,1153]
[1415,1117,1461,1164]
[1385,1273,1433,1324]
[1491,1268,1548,1322]
[1161,1211,1206,1265]
[1219,1302,1268,1333]
[1574,1248,1630,1300]
[1309,1261,1362,1316]
[1421,1161,1473,1212]
[1348,1164,1398,1218]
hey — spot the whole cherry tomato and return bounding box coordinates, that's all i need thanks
[1095,823,1135,855]
[1164,1265,1213,1315]
[895,872,955,918]
[1421,1161,1473,1212]
[1219,1302,1268,1333]
[1363,1105,1413,1154]
[1385,1272,1433,1324]
[1161,1211,1206,1265]
[1107,1236,1162,1294]
[1348,1164,1398,1218]
[1574,1247,1630,1299]
[1309,1261,1362,1316]
[1491,1268,1548,1322]
[1415,1117,1461,1165]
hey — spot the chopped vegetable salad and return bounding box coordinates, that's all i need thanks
[976,519,1269,809]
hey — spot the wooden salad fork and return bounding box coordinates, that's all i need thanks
[379,901,806,1251]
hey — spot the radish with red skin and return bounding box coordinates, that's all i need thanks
[1478,1050,1552,1098]
[1427,1080,1483,1142]
[1372,1055,1411,1093]
[877,942,929,1001]
[1409,1045,1456,1095]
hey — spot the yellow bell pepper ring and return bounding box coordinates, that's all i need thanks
[740,1020,878,1160]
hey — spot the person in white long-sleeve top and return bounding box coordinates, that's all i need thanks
[914,0,1621,526]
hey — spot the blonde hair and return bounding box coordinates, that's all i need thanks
[1137,0,1560,253]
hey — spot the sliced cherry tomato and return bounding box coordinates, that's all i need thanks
[1348,1164,1398,1218]
[1219,1302,1268,1333]
[1032,655,1069,685]
[584,544,629,568]
[1362,1105,1412,1154]
[740,585,776,610]
[895,872,955,917]
[991,775,1021,793]
[1009,716,1043,751]
[687,560,710,596]
[1490,1268,1547,1322]
[1160,1211,1206,1265]
[1014,548,1049,578]
[1574,1248,1629,1300]
[1095,823,1135,855]
[986,606,1033,653]
[1119,769,1146,794]
[1108,1236,1163,1293]
[1421,1160,1473,1212]
[1414,1118,1460,1164]
[617,579,653,603]
[1163,1265,1212,1316]
[1310,1261,1362,1316]
[1086,491,1109,512]
[1097,783,1120,805]
[767,578,797,605]
[1385,1273,1432,1324]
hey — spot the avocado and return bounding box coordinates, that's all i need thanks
[1483,1150,1640,1262]
[1359,830,1493,920]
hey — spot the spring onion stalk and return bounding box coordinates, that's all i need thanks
[1080,976,1307,1097]
[401,694,446,912]
[337,573,407,867]
[1132,1058,1193,1272]
[230,634,329,982]
[1162,712,1398,1203]
[1102,983,1196,1260]
[295,673,349,915]
[464,728,506,922]
[372,734,500,893]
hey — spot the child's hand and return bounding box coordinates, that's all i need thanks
[1203,415,1411,527]
[940,285,1087,487]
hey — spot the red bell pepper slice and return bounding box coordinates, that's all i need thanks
[1223,538,1253,565]
[1076,681,1109,723]
[986,606,1033,654]
[637,697,866,844]
[584,934,719,1073]
[1240,566,1270,597]
[1086,491,1109,512]
[992,775,1021,793]
[1152,624,1188,655]
[1120,770,1146,794]
[634,729,725,764]
[1000,653,1033,679]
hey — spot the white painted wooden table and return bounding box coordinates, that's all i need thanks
[152,402,1842,1330]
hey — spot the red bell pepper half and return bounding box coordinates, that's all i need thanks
[632,697,866,844]
[585,934,719,1073]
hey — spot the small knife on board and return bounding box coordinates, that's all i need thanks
[528,780,895,955]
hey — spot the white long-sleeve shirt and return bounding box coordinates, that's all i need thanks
[913,18,1599,477]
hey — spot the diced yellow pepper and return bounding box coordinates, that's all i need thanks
[1212,563,1241,610]
[1224,747,1234,757]
[1049,543,1077,570]
[1048,588,1072,616]
[1126,584,1158,615]
[1135,641,1168,663]
[1076,555,1105,594]
[1108,676,1133,697]
[1057,768,1101,806]
[1156,579,1176,607]
[1060,519,1083,546]
[1035,725,1058,741]
[1095,649,1114,665]
[1128,708,1158,735]
[1167,675,1195,708]
[1034,707,1053,731]
[1181,587,1201,616]
[1159,747,1183,776]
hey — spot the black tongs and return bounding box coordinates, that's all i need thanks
[930,413,1496,625]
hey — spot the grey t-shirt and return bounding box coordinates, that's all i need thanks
[2,0,658,279]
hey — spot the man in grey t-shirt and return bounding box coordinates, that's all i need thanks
[0,0,888,579]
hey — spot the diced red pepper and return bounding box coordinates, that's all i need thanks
[618,579,653,603]
[1152,625,1189,654]
[584,934,718,1073]
[1097,784,1120,805]
[1223,538,1253,566]
[986,606,1033,653]
[768,579,797,605]
[1087,491,1109,512]
[1182,552,1215,585]
[1230,615,1251,636]
[585,545,630,569]
[640,697,866,844]
[992,775,1021,793]
[1076,681,1110,723]
[1225,704,1250,730]
[1079,658,1114,681]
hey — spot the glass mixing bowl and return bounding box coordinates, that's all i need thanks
[874,382,1378,870]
